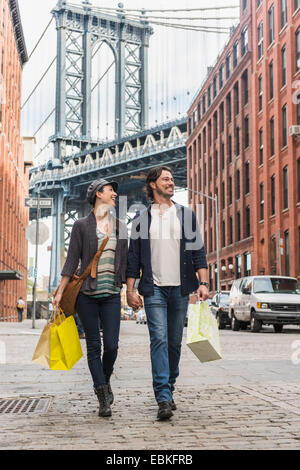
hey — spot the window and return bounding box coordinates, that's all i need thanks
[226,53,231,79]
[282,104,288,147]
[268,5,274,45]
[226,93,231,122]
[229,176,232,204]
[284,230,290,276]
[281,45,287,87]
[257,0,262,8]
[193,109,197,128]
[236,169,240,199]
[271,174,276,215]
[269,61,274,100]
[245,161,250,193]
[298,158,300,202]
[258,21,263,60]
[221,143,225,170]
[213,75,218,98]
[270,235,277,274]
[259,182,264,220]
[220,103,224,133]
[283,165,289,209]
[234,82,239,115]
[228,135,232,163]
[297,93,300,125]
[221,182,225,209]
[270,117,275,156]
[188,117,192,135]
[245,207,250,238]
[208,120,212,147]
[295,0,300,11]
[229,217,233,244]
[236,126,240,156]
[244,252,251,276]
[281,0,287,29]
[237,213,241,242]
[214,111,218,138]
[215,149,218,176]
[242,69,248,105]
[208,85,212,106]
[243,0,247,11]
[259,128,263,165]
[198,102,201,122]
[219,64,224,89]
[258,74,263,111]
[244,116,249,149]
[296,28,300,71]
[241,27,248,56]
[202,94,206,115]
[233,41,238,68]
[203,127,206,153]
[222,220,226,247]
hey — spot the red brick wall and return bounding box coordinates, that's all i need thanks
[187,0,300,290]
[0,0,28,321]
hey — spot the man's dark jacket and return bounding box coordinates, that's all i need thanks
[126,202,208,297]
[61,211,128,291]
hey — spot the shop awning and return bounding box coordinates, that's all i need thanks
[0,270,22,280]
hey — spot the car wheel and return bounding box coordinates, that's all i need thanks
[217,314,226,329]
[250,312,262,332]
[273,324,283,333]
[231,314,240,331]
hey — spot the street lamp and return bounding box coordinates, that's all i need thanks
[187,188,220,292]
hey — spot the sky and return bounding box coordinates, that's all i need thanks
[18,0,240,282]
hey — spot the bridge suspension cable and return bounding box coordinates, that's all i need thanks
[26,17,54,61]
[88,5,239,13]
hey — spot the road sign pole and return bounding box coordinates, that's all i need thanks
[32,193,40,329]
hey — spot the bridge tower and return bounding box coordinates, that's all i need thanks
[43,0,153,289]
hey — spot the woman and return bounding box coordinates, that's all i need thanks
[53,179,128,417]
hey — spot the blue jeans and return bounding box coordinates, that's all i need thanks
[76,292,121,388]
[144,286,189,404]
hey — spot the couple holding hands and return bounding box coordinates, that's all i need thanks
[53,166,208,421]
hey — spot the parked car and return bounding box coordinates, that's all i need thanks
[229,275,300,333]
[210,291,230,329]
[136,309,147,324]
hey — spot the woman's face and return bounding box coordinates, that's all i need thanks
[95,184,117,210]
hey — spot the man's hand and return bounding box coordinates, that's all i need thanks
[197,285,209,302]
[127,291,143,311]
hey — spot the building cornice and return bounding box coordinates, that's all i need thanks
[8,0,28,66]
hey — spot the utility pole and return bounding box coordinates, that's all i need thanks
[32,192,40,329]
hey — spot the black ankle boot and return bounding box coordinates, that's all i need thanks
[94,384,112,417]
[105,375,114,405]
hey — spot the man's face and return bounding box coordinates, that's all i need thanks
[152,170,175,199]
[96,184,117,208]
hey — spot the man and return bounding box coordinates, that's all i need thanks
[126,166,209,421]
[16,297,25,322]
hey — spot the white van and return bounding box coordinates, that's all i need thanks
[229,275,300,333]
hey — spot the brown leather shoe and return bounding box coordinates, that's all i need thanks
[157,401,173,420]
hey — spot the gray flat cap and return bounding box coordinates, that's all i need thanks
[86,179,118,206]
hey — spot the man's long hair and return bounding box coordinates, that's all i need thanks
[145,166,173,202]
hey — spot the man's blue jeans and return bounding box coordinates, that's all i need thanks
[144,285,189,404]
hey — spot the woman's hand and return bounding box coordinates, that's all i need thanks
[52,291,62,310]
[127,291,143,311]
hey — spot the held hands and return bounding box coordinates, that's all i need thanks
[127,291,143,311]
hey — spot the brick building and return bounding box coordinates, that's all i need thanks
[0,0,29,320]
[187,0,300,291]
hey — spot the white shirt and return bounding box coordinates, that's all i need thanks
[150,204,181,286]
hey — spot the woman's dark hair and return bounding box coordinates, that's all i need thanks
[145,166,173,201]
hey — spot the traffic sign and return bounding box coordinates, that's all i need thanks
[25,198,53,208]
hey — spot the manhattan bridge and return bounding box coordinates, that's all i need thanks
[22,0,239,288]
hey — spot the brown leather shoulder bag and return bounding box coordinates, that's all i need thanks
[55,236,109,316]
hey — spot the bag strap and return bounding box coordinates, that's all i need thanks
[78,235,109,282]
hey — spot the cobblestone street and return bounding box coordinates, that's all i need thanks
[1,320,300,450]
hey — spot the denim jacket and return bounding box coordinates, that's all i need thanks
[126,202,208,297]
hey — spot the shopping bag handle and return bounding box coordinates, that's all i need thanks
[51,307,66,324]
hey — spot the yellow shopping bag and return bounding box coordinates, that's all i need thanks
[186,301,222,362]
[32,308,83,371]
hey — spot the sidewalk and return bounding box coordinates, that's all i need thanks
[0,320,300,450]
